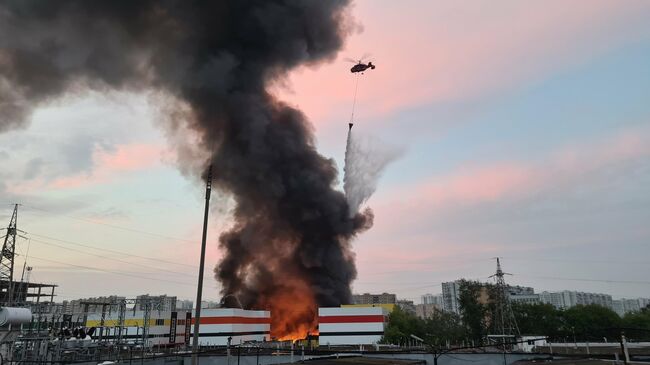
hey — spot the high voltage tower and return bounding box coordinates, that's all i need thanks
[1,204,19,305]
[0,204,55,307]
[489,257,520,343]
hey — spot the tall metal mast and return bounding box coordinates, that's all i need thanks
[1,204,19,305]
[490,257,520,340]
[192,165,212,365]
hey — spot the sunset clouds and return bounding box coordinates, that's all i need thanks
[353,125,650,297]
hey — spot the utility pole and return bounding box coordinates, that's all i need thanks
[142,299,151,348]
[117,299,127,345]
[1,204,19,306]
[192,165,213,365]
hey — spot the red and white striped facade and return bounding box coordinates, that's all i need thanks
[191,308,270,346]
[318,307,387,345]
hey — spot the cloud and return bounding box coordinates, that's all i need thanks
[380,126,650,214]
[23,157,45,180]
[50,143,165,189]
[59,134,101,175]
[0,185,93,218]
[349,126,650,296]
[353,126,650,268]
[8,143,165,193]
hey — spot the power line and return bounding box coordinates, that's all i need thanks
[516,274,650,285]
[356,257,489,265]
[380,282,446,294]
[18,253,196,287]
[21,204,196,244]
[26,231,198,269]
[28,237,196,278]
[503,256,650,266]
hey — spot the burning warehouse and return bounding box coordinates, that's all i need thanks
[189,306,385,346]
[81,306,383,346]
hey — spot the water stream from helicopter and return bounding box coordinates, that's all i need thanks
[350,72,361,123]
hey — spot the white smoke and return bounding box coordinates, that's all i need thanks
[344,127,402,216]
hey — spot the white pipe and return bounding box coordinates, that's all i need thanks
[0,307,32,326]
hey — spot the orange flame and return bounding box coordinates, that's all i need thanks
[260,278,318,340]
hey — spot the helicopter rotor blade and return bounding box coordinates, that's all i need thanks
[359,53,372,62]
[343,57,359,63]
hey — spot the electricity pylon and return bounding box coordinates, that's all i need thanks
[489,257,520,341]
[1,204,19,305]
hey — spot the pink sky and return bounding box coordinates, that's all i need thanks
[275,0,650,132]
[352,125,650,281]
[372,125,650,223]
[8,143,165,193]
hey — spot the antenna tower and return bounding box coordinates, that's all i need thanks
[489,257,520,341]
[1,204,19,305]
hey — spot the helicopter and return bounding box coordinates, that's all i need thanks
[345,55,376,73]
[350,61,375,73]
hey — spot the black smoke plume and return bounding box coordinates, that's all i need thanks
[0,0,372,336]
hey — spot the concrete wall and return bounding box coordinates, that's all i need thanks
[69,352,544,365]
[176,353,538,365]
[364,352,539,365]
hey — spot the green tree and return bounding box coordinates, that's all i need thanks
[484,282,502,336]
[381,306,425,344]
[458,279,488,344]
[424,310,467,347]
[561,304,622,341]
[512,302,562,338]
[622,307,650,341]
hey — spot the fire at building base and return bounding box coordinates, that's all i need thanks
[61,306,387,347]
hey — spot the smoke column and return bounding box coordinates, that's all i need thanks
[0,1,372,338]
[344,127,401,216]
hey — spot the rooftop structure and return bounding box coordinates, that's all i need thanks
[352,293,396,305]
